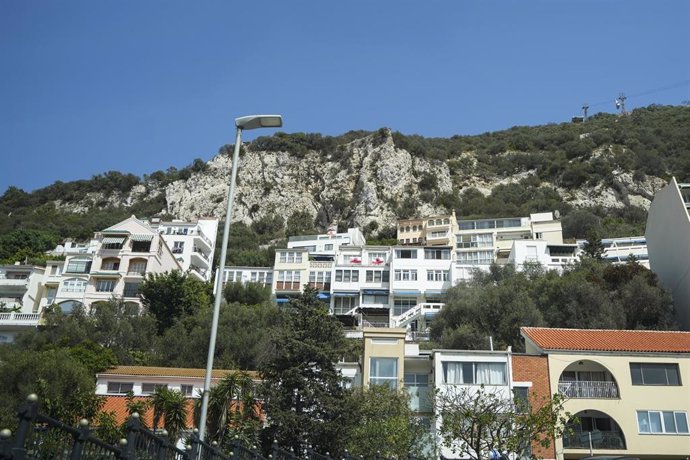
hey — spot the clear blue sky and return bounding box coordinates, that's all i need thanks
[1,0,689,193]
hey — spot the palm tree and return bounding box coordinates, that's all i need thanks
[197,371,260,447]
[151,387,189,444]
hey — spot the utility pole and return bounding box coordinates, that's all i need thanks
[615,93,627,114]
[582,103,589,121]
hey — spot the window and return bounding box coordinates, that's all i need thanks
[142,383,168,394]
[630,363,681,386]
[277,270,300,282]
[362,294,388,305]
[123,282,140,298]
[279,251,303,263]
[96,279,116,292]
[637,411,689,434]
[172,241,184,254]
[370,357,398,389]
[394,269,417,281]
[101,258,120,270]
[131,241,151,252]
[128,260,147,275]
[365,270,390,283]
[427,270,449,281]
[62,278,87,293]
[393,297,417,316]
[395,249,417,259]
[107,382,134,394]
[335,270,359,283]
[102,241,124,250]
[181,385,194,396]
[333,296,356,315]
[324,244,334,251]
[458,250,494,265]
[526,245,538,262]
[368,252,387,265]
[424,248,451,259]
[66,259,92,274]
[442,362,507,385]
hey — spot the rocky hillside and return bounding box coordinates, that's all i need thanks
[2,104,689,248]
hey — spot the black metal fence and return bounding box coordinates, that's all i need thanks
[1,396,419,460]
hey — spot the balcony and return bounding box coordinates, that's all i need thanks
[558,381,619,399]
[193,230,213,250]
[191,249,210,268]
[563,430,625,450]
[275,281,300,291]
[0,312,41,327]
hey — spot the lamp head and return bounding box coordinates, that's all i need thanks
[235,115,283,130]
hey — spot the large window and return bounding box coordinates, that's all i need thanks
[424,248,451,259]
[637,411,689,434]
[394,269,417,281]
[368,252,387,265]
[131,241,151,253]
[630,363,681,386]
[142,383,168,394]
[335,270,359,283]
[62,278,87,293]
[279,251,303,263]
[123,282,140,298]
[395,249,417,259]
[66,259,92,274]
[107,382,134,394]
[101,258,120,271]
[366,270,390,283]
[442,362,507,385]
[362,294,388,305]
[458,250,494,265]
[128,259,148,275]
[370,357,398,389]
[96,279,116,293]
[457,233,493,249]
[427,270,449,281]
[393,297,417,316]
[333,296,357,315]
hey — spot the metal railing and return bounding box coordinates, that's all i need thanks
[0,312,41,326]
[557,381,619,399]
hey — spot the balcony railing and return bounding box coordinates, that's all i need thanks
[275,281,300,291]
[558,381,619,399]
[563,430,625,450]
[0,312,41,326]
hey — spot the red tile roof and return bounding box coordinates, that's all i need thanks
[100,395,196,427]
[521,327,690,353]
[98,366,259,380]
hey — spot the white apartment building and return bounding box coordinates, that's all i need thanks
[646,177,690,330]
[508,240,579,272]
[222,266,273,288]
[0,264,45,343]
[287,227,366,257]
[576,236,649,268]
[148,217,218,282]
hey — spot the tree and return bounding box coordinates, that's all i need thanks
[139,271,212,333]
[0,347,103,430]
[435,385,571,460]
[285,210,316,237]
[258,287,349,455]
[224,281,272,305]
[200,371,261,448]
[151,387,189,443]
[581,229,605,260]
[344,384,432,460]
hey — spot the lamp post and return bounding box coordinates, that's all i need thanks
[198,114,283,441]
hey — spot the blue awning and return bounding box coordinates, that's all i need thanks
[362,289,389,295]
[317,292,331,299]
[275,298,290,304]
[425,290,443,295]
[333,291,359,297]
[393,290,419,296]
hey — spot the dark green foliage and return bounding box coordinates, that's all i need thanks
[224,281,272,305]
[0,229,61,264]
[431,258,677,351]
[285,210,317,237]
[139,271,212,334]
[259,287,349,454]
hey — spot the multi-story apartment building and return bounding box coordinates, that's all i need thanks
[287,227,366,256]
[222,266,273,288]
[272,247,310,304]
[522,326,690,459]
[147,217,218,282]
[0,264,46,343]
[397,212,459,247]
[576,236,649,268]
[646,177,690,329]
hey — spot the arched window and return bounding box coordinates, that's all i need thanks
[57,300,84,314]
[127,258,148,275]
[101,257,121,271]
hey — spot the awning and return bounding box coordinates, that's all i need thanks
[275,298,290,304]
[130,234,154,242]
[317,292,331,299]
[333,291,359,297]
[91,272,121,278]
[362,289,389,295]
[393,290,419,296]
[102,237,126,245]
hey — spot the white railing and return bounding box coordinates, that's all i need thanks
[395,302,445,327]
[0,312,41,326]
[558,381,619,399]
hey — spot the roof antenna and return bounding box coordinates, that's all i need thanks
[582,103,589,121]
[615,93,627,114]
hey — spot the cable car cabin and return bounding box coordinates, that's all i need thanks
[571,116,584,123]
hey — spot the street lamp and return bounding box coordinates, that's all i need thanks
[198,114,283,441]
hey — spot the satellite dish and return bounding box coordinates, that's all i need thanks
[554,210,561,219]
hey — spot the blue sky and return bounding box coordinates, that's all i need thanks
[1,0,689,193]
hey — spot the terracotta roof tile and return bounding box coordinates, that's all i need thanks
[98,366,259,380]
[521,327,690,353]
[100,395,195,427]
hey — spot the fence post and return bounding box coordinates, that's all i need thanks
[11,394,39,460]
[232,436,241,459]
[189,429,201,460]
[1,429,12,460]
[156,430,169,460]
[116,439,129,460]
[69,419,91,460]
[124,413,142,460]
[271,439,279,460]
